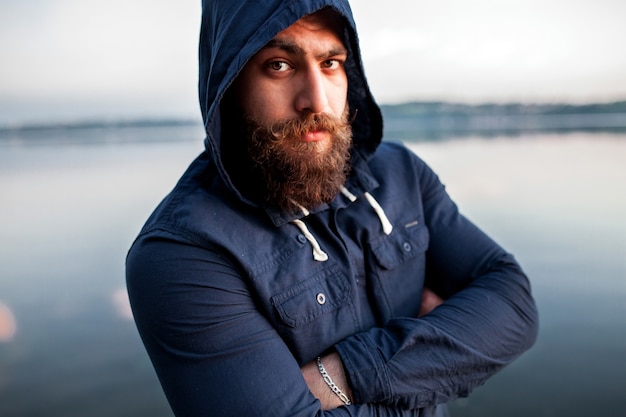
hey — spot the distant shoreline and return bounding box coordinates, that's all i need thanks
[0,118,203,133]
[2,100,625,132]
[2,101,626,144]
[380,100,626,117]
[379,101,626,141]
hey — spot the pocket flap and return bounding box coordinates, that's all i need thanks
[271,264,351,328]
[369,221,429,270]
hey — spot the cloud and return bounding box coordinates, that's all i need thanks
[0,0,200,121]
[350,0,626,103]
[1,0,625,123]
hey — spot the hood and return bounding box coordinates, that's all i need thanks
[199,0,383,202]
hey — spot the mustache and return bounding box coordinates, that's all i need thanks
[254,109,353,141]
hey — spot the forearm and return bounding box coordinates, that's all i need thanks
[302,289,443,410]
[336,257,538,409]
[301,353,427,416]
[129,237,422,417]
[301,351,353,410]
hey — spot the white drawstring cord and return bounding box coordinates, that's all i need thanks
[290,189,392,262]
[340,186,357,202]
[292,219,329,262]
[343,186,393,235]
[364,192,393,235]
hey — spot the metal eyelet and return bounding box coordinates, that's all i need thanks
[316,293,327,305]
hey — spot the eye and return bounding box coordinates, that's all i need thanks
[321,59,341,70]
[267,61,291,72]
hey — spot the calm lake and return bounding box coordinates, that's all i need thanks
[0,123,624,416]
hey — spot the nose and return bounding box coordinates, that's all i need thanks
[295,68,329,115]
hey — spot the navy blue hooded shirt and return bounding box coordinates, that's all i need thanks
[126,1,538,416]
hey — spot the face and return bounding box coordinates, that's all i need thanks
[235,10,349,154]
[230,10,353,212]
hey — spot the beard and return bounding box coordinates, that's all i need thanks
[244,109,353,212]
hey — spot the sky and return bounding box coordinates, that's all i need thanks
[1,0,625,125]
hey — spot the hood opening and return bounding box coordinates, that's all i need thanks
[199,0,383,211]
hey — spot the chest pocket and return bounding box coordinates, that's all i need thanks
[368,219,430,319]
[270,263,355,363]
[369,219,429,270]
[271,264,351,328]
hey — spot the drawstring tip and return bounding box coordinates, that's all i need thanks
[313,251,329,262]
[364,192,393,235]
[292,219,329,262]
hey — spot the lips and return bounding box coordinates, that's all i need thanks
[302,130,329,142]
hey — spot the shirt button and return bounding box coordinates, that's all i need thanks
[297,234,307,244]
[403,242,412,252]
[316,293,326,305]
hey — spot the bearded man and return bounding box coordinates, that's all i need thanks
[126,1,538,416]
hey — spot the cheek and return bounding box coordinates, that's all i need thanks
[251,95,284,124]
[329,80,349,117]
[238,93,262,122]
[239,81,291,123]
[235,70,269,119]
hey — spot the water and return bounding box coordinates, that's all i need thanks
[415,135,626,417]
[0,124,624,416]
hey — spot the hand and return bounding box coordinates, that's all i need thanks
[301,287,442,410]
[418,287,445,317]
[301,351,353,410]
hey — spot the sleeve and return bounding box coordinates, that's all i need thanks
[334,157,539,410]
[125,231,426,417]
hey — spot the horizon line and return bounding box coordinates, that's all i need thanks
[2,99,626,132]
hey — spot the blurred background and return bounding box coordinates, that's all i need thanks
[1,0,625,416]
[2,0,626,125]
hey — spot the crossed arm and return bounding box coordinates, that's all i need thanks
[302,288,445,410]
[128,231,536,415]
[127,161,537,415]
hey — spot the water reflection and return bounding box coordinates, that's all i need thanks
[408,133,626,417]
[112,288,133,321]
[0,302,16,342]
[0,130,624,417]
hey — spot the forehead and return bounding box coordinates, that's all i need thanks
[271,8,345,48]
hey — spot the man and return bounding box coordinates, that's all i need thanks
[126,1,538,416]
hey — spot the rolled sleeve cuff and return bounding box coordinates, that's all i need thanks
[335,332,393,404]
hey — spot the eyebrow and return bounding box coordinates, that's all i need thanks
[262,39,347,60]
